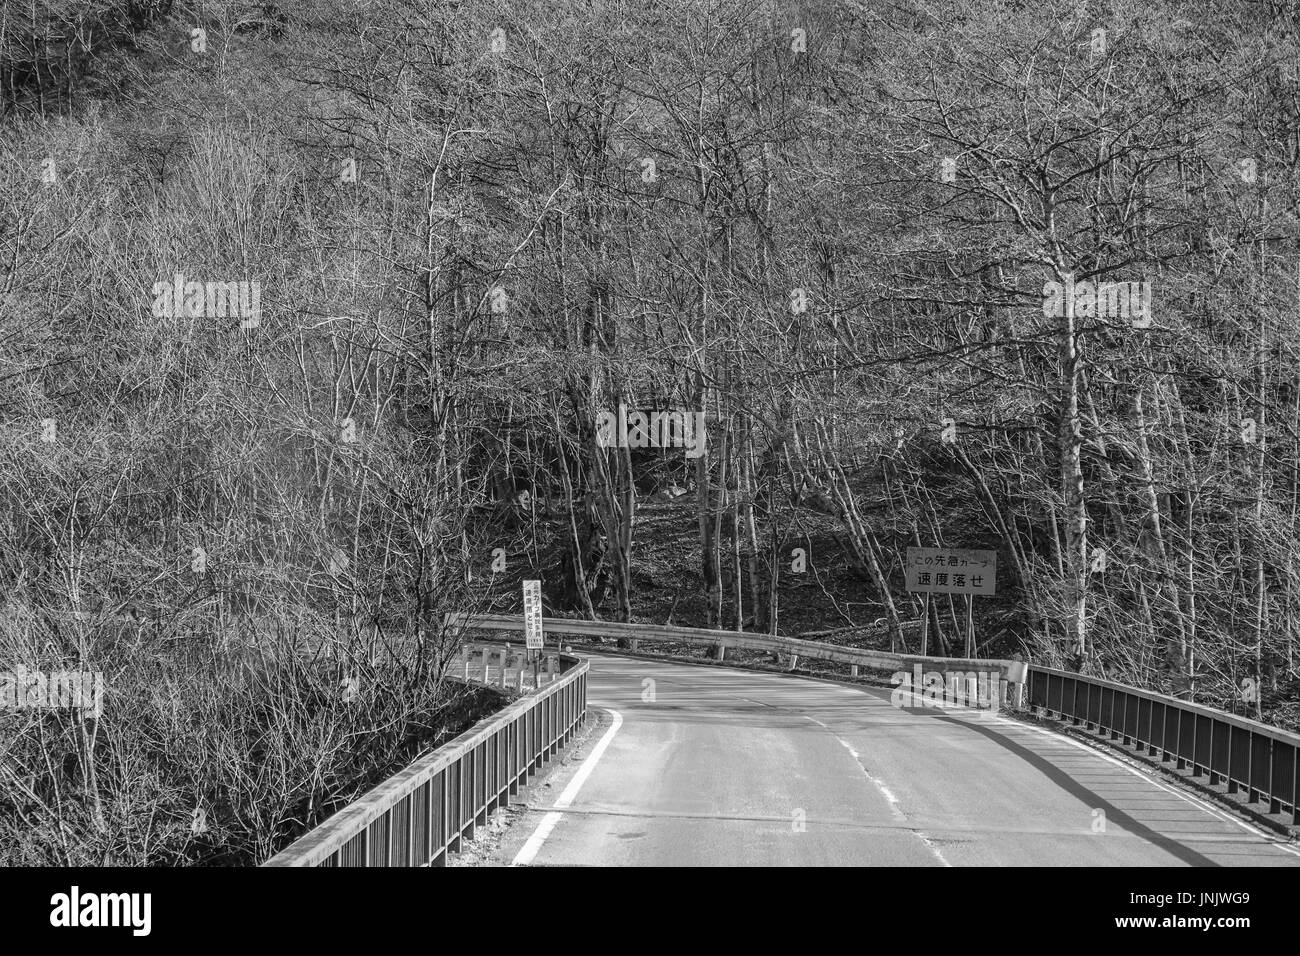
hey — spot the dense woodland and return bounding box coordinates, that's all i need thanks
[3,0,1300,863]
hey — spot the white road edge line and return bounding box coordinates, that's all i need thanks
[511,707,624,866]
[989,713,1300,859]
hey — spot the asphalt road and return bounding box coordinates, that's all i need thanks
[495,653,1300,866]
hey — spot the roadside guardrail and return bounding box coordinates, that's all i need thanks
[1027,665,1300,825]
[453,642,567,691]
[263,647,587,867]
[446,613,1029,707]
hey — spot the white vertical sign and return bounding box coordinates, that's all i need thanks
[523,579,544,649]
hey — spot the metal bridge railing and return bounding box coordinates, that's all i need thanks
[1028,665,1300,825]
[263,648,588,867]
[447,612,1029,705]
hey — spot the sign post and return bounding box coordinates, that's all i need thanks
[965,594,974,657]
[920,593,930,657]
[523,580,544,686]
[904,548,996,656]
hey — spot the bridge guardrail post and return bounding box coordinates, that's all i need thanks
[1005,659,1029,710]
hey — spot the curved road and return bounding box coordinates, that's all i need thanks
[496,653,1300,866]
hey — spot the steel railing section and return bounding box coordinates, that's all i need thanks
[262,650,588,867]
[1028,665,1300,825]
